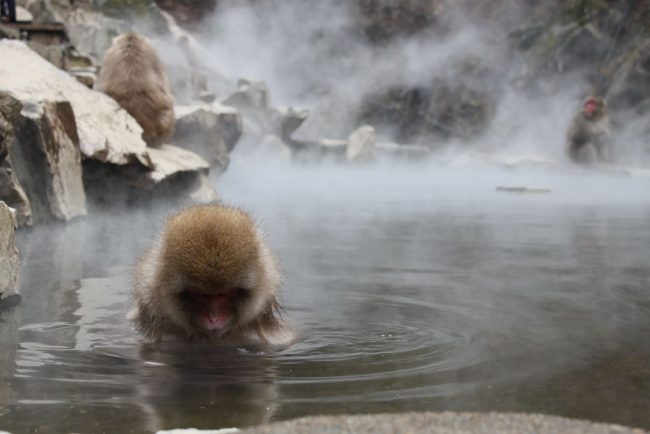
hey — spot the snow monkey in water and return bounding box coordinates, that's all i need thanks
[566,96,611,165]
[129,204,291,345]
[97,32,175,146]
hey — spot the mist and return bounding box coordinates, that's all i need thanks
[3,3,650,431]
[148,0,644,172]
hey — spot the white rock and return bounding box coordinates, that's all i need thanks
[0,202,20,301]
[145,144,210,185]
[16,6,34,22]
[346,125,376,162]
[173,103,242,172]
[0,40,148,166]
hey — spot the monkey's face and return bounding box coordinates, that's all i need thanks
[157,206,274,339]
[583,97,605,119]
[159,249,271,339]
[178,285,249,336]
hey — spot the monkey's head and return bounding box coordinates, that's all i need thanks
[155,205,278,338]
[582,96,606,119]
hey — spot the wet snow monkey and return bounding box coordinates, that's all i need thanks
[566,96,611,165]
[97,32,175,146]
[129,204,290,345]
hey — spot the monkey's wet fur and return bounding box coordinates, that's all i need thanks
[129,204,290,345]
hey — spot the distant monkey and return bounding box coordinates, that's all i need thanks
[566,96,611,165]
[97,32,175,146]
[129,204,289,345]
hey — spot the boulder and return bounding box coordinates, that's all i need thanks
[346,125,376,162]
[26,42,67,69]
[222,81,310,162]
[167,64,211,105]
[156,9,233,103]
[24,0,60,24]
[0,39,147,165]
[0,24,20,40]
[269,106,309,143]
[291,138,348,164]
[9,97,87,223]
[15,5,34,22]
[63,9,132,63]
[173,103,242,173]
[83,144,216,209]
[223,79,269,114]
[0,40,217,211]
[356,0,440,43]
[0,202,20,305]
[69,69,97,88]
[154,0,216,29]
[0,94,31,227]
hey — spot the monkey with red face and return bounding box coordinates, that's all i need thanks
[129,204,289,346]
[566,96,612,165]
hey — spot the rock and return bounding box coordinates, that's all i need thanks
[356,0,441,43]
[291,138,348,164]
[15,5,34,22]
[0,40,147,165]
[346,125,376,162]
[1,40,215,212]
[1,92,86,225]
[222,82,310,162]
[63,8,132,63]
[26,41,67,69]
[154,0,216,29]
[269,106,309,143]
[9,98,87,223]
[241,412,646,434]
[24,0,60,24]
[69,69,97,88]
[167,65,210,105]
[188,172,219,204]
[156,9,233,103]
[173,103,243,173]
[0,93,32,227]
[232,117,265,157]
[223,79,269,114]
[0,271,18,412]
[0,202,20,304]
[0,24,20,39]
[83,144,216,209]
[145,144,211,185]
[199,91,217,104]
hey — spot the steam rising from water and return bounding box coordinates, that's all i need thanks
[217,162,650,213]
[3,5,650,433]
[177,0,649,165]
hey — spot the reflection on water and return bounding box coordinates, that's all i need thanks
[1,165,650,433]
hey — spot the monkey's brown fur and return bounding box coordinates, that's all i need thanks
[566,96,611,165]
[130,204,286,344]
[97,32,175,146]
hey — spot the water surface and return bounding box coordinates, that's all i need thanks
[1,164,650,433]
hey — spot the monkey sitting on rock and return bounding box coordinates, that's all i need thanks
[566,96,612,165]
[129,204,291,346]
[97,32,175,147]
